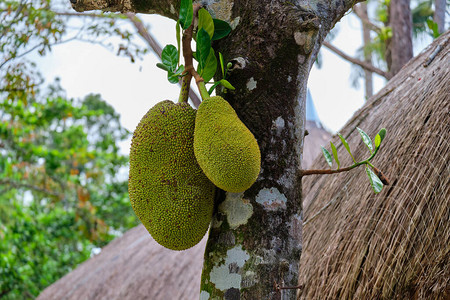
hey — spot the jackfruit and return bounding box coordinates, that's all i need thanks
[129,100,215,251]
[194,96,261,193]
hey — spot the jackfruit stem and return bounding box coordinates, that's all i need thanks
[197,81,210,101]
[178,68,191,103]
[178,4,201,104]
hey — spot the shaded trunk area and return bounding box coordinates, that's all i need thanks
[386,0,413,76]
[434,0,446,34]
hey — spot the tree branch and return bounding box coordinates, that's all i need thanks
[301,165,355,176]
[70,0,179,19]
[0,178,63,198]
[353,4,382,33]
[322,41,390,79]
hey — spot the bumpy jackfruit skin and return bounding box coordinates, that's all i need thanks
[129,100,215,251]
[194,96,261,193]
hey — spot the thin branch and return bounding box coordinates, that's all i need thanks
[1,1,25,38]
[0,88,25,92]
[54,11,124,19]
[301,165,355,176]
[0,178,63,198]
[125,13,163,57]
[180,5,209,100]
[125,12,202,107]
[322,41,390,79]
[0,36,78,69]
[353,4,381,33]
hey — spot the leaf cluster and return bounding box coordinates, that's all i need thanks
[321,128,387,193]
[157,0,234,95]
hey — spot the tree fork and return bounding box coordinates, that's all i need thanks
[72,0,363,298]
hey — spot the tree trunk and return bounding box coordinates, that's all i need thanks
[358,2,373,99]
[434,0,446,34]
[387,0,413,77]
[72,0,361,299]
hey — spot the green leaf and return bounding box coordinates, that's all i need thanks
[219,52,225,78]
[338,132,356,163]
[220,79,235,90]
[357,127,373,153]
[167,71,180,84]
[174,65,185,76]
[156,63,170,72]
[426,19,440,38]
[198,8,214,39]
[330,141,340,170]
[179,0,193,29]
[212,19,232,40]
[161,45,178,72]
[321,146,333,168]
[200,48,217,83]
[196,28,211,71]
[366,165,383,193]
[374,128,387,149]
[167,65,185,84]
[176,20,181,66]
[208,81,221,95]
[225,62,232,77]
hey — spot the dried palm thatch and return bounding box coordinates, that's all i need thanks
[37,225,207,300]
[298,31,449,299]
[304,120,332,169]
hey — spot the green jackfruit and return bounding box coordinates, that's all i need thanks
[194,96,261,193]
[129,100,215,250]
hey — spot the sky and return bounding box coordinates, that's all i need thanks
[30,6,432,153]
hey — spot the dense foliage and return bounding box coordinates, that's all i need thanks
[0,87,138,298]
[0,0,146,298]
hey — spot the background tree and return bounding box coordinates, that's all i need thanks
[323,0,447,98]
[0,0,149,297]
[0,84,137,298]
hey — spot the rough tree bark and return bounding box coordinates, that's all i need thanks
[387,0,413,77]
[71,0,360,299]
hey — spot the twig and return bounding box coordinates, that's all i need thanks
[125,13,163,56]
[274,281,303,292]
[0,178,63,198]
[301,165,354,176]
[322,41,390,79]
[0,36,78,69]
[302,154,389,182]
[353,4,381,33]
[180,5,207,100]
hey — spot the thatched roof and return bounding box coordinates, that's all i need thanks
[37,225,207,300]
[304,120,332,169]
[298,31,449,299]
